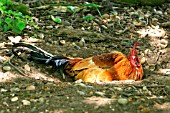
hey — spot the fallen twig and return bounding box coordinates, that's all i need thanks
[3,54,26,76]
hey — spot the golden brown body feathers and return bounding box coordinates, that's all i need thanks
[66,51,143,83]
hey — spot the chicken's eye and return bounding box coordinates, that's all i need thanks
[135,60,140,67]
[135,61,139,65]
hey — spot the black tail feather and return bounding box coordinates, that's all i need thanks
[12,43,70,77]
[12,43,69,68]
[12,43,53,63]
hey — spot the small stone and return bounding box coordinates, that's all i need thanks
[32,17,39,22]
[155,11,163,15]
[77,90,85,96]
[89,91,93,95]
[59,40,66,45]
[140,57,146,64]
[102,14,110,19]
[144,49,150,55]
[11,97,18,102]
[26,25,32,30]
[72,53,78,57]
[95,91,105,96]
[24,64,31,71]
[1,88,8,92]
[7,36,15,42]
[23,37,40,43]
[2,66,11,71]
[38,33,44,39]
[46,82,56,86]
[26,85,35,91]
[0,56,6,62]
[8,36,22,43]
[143,86,147,90]
[52,41,58,45]
[151,18,158,25]
[133,21,142,26]
[101,25,107,29]
[114,87,123,91]
[3,102,9,106]
[75,79,83,83]
[149,66,155,71]
[22,100,31,105]
[15,36,22,41]
[74,82,87,87]
[159,39,168,48]
[118,98,128,105]
[46,25,53,29]
[38,98,45,103]
[10,88,20,92]
[112,108,115,111]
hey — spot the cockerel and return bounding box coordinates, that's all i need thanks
[12,43,143,83]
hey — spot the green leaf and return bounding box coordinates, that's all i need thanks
[51,15,62,24]
[0,0,12,5]
[96,8,102,17]
[12,26,22,34]
[2,6,7,10]
[0,0,6,5]
[0,0,35,34]
[0,2,3,6]
[13,19,19,25]
[14,12,23,18]
[5,17,12,24]
[32,34,37,38]
[67,6,76,14]
[84,2,102,17]
[17,21,26,31]
[54,17,62,23]
[6,0,12,5]
[3,24,9,32]
[0,6,7,14]
[111,11,118,15]
[84,2,101,8]
[83,16,94,21]
[0,20,2,25]
[0,8,3,14]
[7,10,13,15]
[25,15,32,20]
[0,25,3,31]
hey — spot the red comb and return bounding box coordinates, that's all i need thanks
[132,43,141,55]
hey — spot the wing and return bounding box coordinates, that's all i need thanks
[71,57,97,70]
[92,52,122,67]
[71,51,125,71]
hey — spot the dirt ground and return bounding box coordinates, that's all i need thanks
[0,0,170,113]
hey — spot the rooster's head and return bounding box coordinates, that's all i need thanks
[128,43,141,68]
